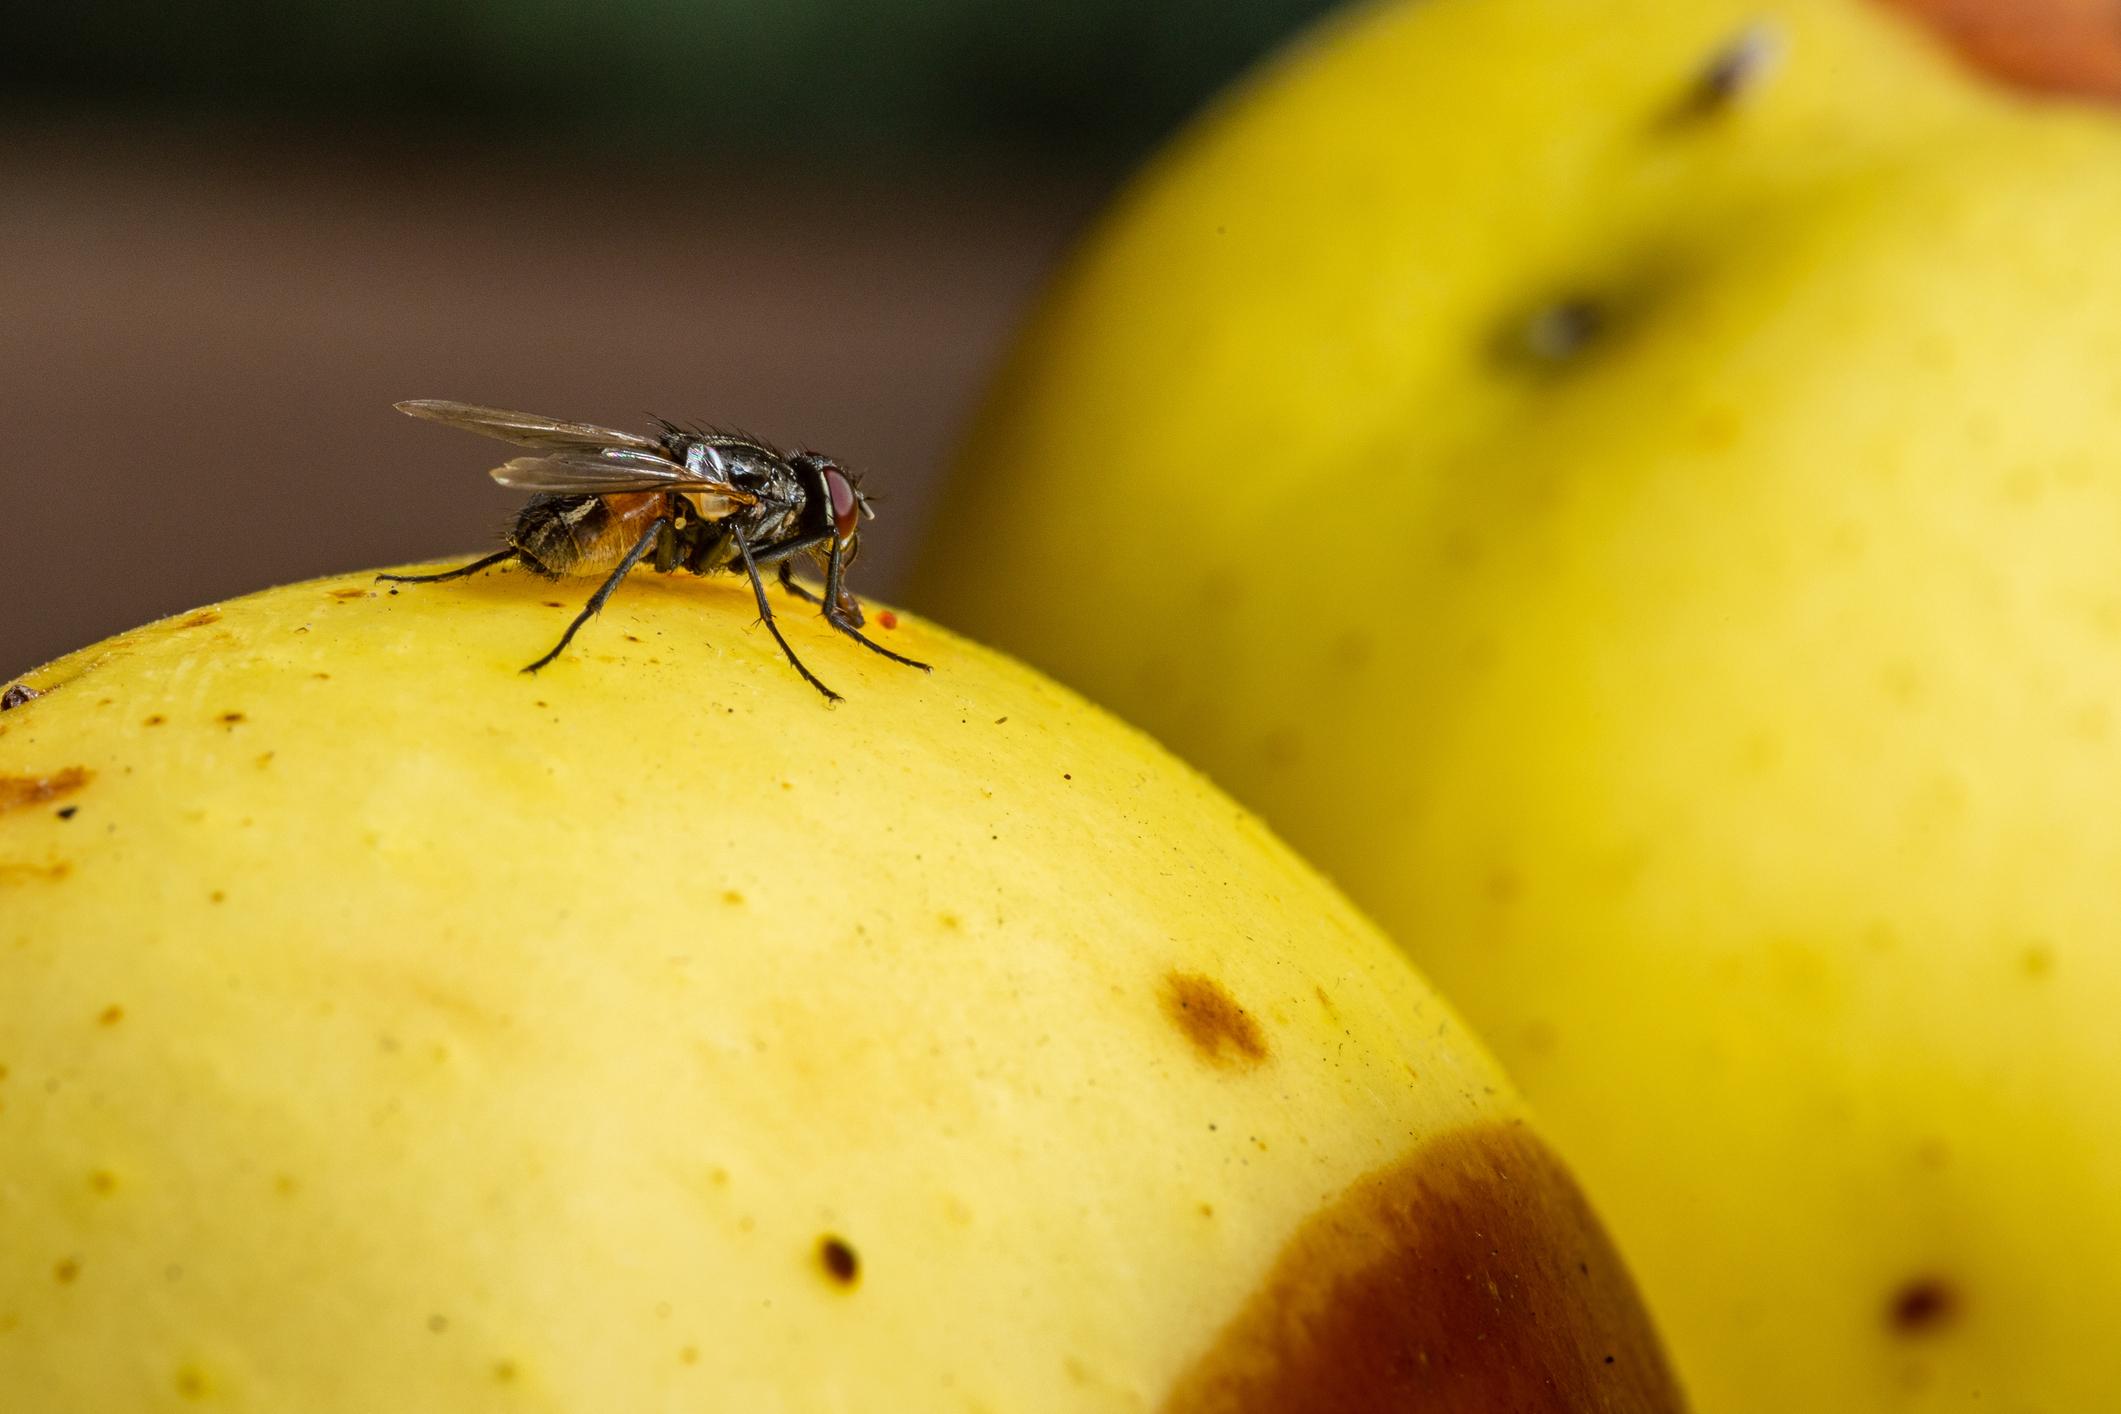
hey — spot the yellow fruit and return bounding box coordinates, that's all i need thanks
[0,568,1679,1411]
[910,0,2121,1408]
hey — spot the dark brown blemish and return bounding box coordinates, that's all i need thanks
[219,711,245,726]
[1877,0,2121,102]
[144,714,166,727]
[1889,1276,1961,1336]
[177,610,222,629]
[1,683,40,711]
[0,766,92,814]
[328,587,367,600]
[1161,972,1270,1069]
[543,601,566,609]
[818,1235,861,1288]
[55,806,78,820]
[1665,20,1782,122]
[1162,1123,1685,1414]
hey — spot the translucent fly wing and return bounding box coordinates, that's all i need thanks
[489,449,756,512]
[397,399,663,452]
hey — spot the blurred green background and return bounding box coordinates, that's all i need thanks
[3,1,1335,161]
[0,0,1336,676]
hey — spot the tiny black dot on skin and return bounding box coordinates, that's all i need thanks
[56,806,77,820]
[220,711,245,725]
[818,1235,860,1287]
[144,715,165,727]
[1890,1277,1961,1335]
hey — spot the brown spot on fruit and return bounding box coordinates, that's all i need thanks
[219,712,246,726]
[97,1005,125,1027]
[1889,1276,1962,1336]
[329,587,367,600]
[174,1364,212,1400]
[144,714,166,727]
[0,767,91,814]
[1162,1123,1684,1414]
[53,1259,80,1285]
[0,860,71,885]
[818,1235,861,1288]
[1876,0,2121,101]
[1,684,40,711]
[1162,972,1270,1069]
[177,610,222,629]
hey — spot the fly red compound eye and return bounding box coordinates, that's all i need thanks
[824,466,860,544]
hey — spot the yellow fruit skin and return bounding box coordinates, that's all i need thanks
[910,0,2121,1408]
[0,569,1678,1410]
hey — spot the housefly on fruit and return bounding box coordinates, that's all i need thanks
[383,399,928,702]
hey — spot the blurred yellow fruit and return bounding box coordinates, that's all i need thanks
[0,568,1680,1411]
[911,0,2121,1408]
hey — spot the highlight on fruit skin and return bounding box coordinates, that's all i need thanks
[0,567,1683,1411]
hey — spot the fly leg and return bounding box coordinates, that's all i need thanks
[731,527,840,703]
[523,517,672,674]
[776,561,821,606]
[821,538,929,672]
[377,548,518,584]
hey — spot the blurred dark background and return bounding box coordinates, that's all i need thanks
[1,0,1337,675]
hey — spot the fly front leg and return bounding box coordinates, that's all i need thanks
[821,537,929,672]
[776,561,821,606]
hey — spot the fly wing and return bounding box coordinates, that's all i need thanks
[490,449,755,513]
[397,399,663,452]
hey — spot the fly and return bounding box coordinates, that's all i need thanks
[382,399,929,702]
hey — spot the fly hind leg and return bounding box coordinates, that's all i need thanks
[522,517,673,674]
[377,548,518,584]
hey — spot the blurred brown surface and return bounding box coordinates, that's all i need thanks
[0,125,1094,676]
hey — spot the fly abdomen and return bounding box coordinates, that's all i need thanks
[511,492,667,578]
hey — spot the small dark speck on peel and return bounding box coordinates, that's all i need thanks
[1161,971,1270,1069]
[329,587,366,600]
[818,1235,860,1287]
[875,610,898,630]
[1,683,40,710]
[177,610,221,629]
[1160,1124,1685,1414]
[1889,1276,1961,1335]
